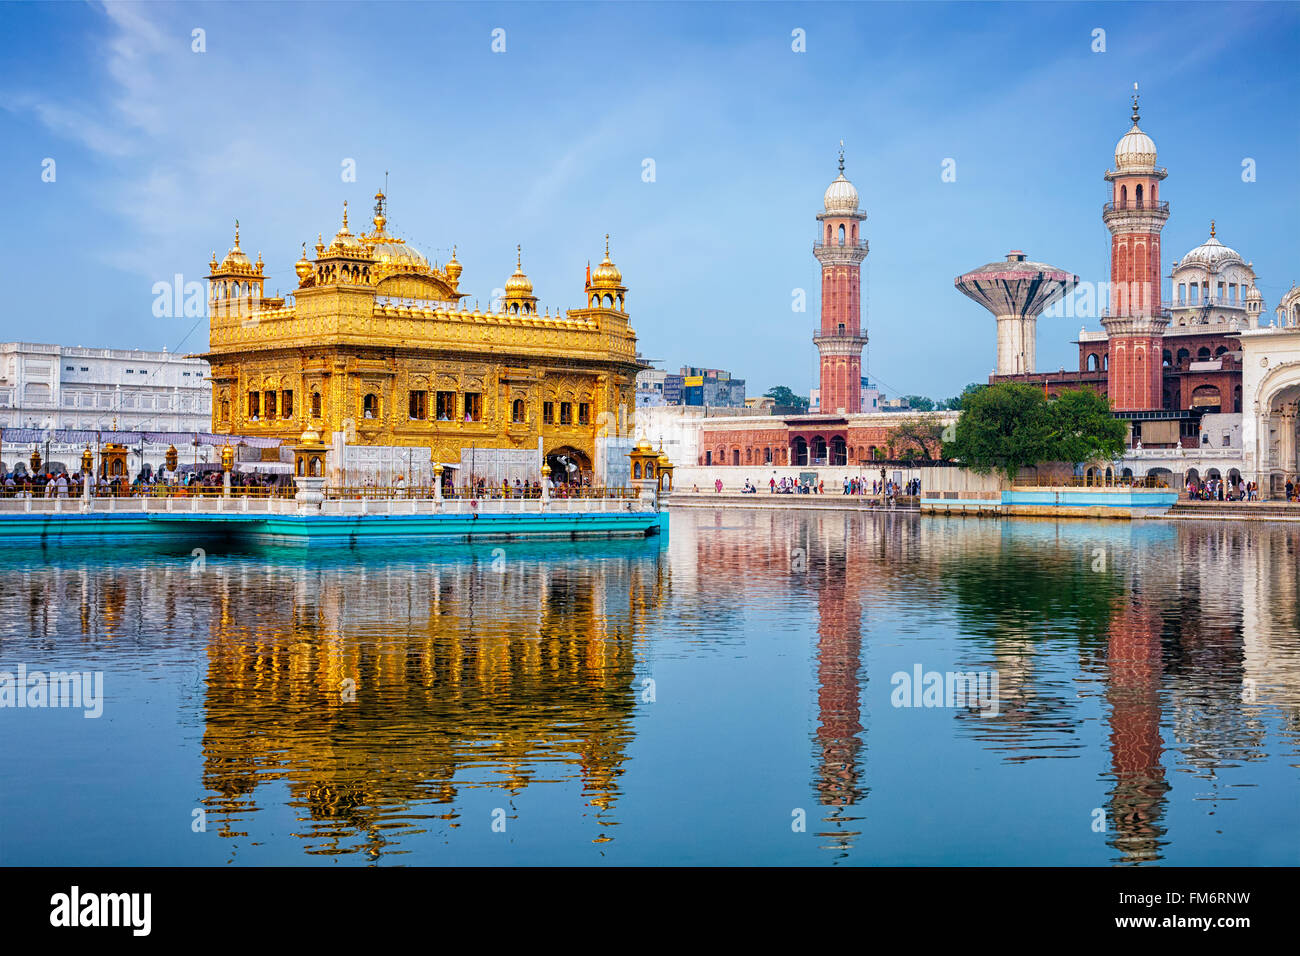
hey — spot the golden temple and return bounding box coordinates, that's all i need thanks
[201,192,642,478]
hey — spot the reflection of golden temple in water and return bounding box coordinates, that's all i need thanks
[3,515,1299,864]
[193,551,666,860]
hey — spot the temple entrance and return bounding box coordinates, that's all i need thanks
[546,446,591,485]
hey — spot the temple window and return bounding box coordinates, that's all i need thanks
[560,402,572,425]
[436,391,455,421]
[264,390,277,419]
[512,399,526,423]
[363,393,378,419]
[247,391,260,420]
[281,390,293,418]
[311,392,322,418]
[578,402,590,425]
[408,390,428,420]
[463,392,482,422]
[543,401,555,424]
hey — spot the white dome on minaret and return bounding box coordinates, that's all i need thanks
[823,144,859,214]
[1114,83,1158,173]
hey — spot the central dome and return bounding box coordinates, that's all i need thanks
[368,236,428,269]
[364,192,429,270]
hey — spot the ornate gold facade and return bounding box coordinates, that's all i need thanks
[201,193,642,476]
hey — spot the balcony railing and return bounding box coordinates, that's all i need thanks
[812,239,868,251]
[1102,200,1170,215]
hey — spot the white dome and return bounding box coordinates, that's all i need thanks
[1179,235,1244,270]
[1114,124,1157,173]
[823,173,859,214]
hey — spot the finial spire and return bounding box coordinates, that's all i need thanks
[838,139,845,174]
[234,219,240,248]
[1131,82,1140,125]
[342,200,349,230]
[604,233,610,258]
[516,243,522,269]
[1210,219,1216,238]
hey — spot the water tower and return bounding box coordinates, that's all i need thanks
[954,251,1078,376]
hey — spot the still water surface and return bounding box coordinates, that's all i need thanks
[1,509,1297,865]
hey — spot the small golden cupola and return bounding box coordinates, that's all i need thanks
[294,242,314,287]
[207,220,266,317]
[328,201,368,254]
[587,234,626,311]
[317,201,374,287]
[445,245,463,290]
[503,244,538,315]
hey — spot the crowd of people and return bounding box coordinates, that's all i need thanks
[711,474,922,497]
[0,467,293,498]
[1186,477,1257,502]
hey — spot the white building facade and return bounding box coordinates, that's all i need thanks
[0,342,212,474]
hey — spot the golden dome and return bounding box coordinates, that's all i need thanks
[635,438,653,453]
[364,191,430,270]
[216,220,256,272]
[504,245,534,296]
[299,427,323,444]
[591,234,622,286]
[445,246,463,282]
[294,242,313,282]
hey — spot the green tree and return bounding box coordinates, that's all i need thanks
[901,395,936,412]
[942,383,1052,479]
[940,382,986,411]
[1046,388,1126,467]
[764,385,809,412]
[886,417,945,461]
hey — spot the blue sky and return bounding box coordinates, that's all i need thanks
[1,1,1296,401]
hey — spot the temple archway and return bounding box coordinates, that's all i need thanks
[545,446,591,484]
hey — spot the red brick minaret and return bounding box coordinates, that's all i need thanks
[1101,85,1170,411]
[814,145,868,414]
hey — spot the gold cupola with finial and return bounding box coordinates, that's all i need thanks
[294,242,314,287]
[445,245,463,289]
[315,201,374,289]
[587,234,626,311]
[207,219,265,319]
[503,244,538,314]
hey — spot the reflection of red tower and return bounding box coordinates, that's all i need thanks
[815,576,864,807]
[1106,596,1169,863]
[1101,85,1170,411]
[813,146,868,414]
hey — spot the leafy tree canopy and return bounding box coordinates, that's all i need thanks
[943,383,1125,479]
[764,385,809,412]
